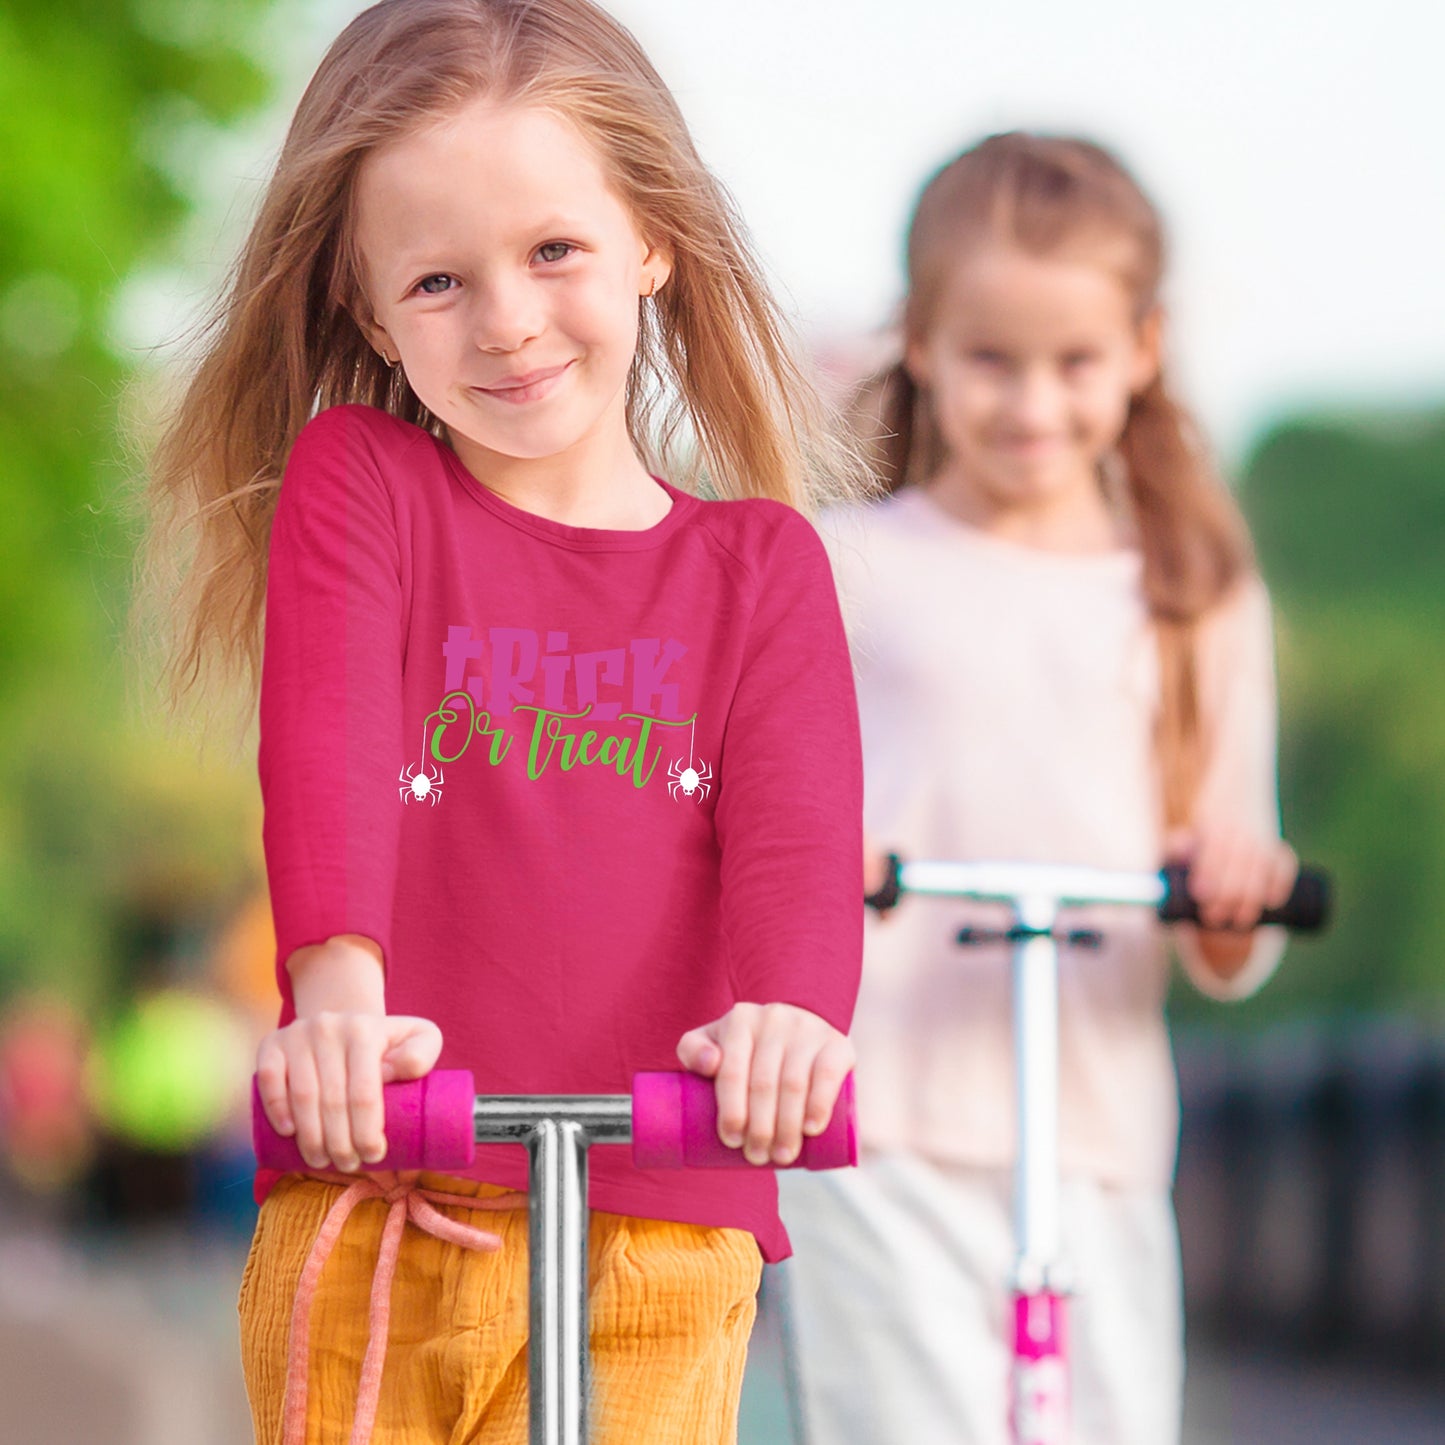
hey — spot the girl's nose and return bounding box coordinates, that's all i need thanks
[470,273,544,353]
[1004,367,1066,429]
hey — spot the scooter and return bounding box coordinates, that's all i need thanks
[864,856,1331,1445]
[252,1066,857,1445]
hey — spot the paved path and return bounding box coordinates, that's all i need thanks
[1,1221,1442,1444]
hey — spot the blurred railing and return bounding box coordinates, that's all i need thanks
[1177,1017,1445,1374]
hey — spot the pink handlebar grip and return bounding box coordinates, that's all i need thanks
[631,1070,857,1169]
[250,1069,477,1172]
[250,1069,858,1173]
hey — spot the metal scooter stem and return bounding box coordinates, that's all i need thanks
[900,861,1075,1442]
[1013,896,1062,1293]
[899,863,1074,1289]
[472,1095,633,1445]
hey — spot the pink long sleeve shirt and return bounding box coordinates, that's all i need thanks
[255,403,863,1261]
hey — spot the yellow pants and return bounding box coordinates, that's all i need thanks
[238,1171,762,1444]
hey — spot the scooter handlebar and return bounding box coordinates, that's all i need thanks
[251,1068,857,1174]
[869,853,1333,934]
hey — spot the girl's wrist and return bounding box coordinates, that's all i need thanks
[1189,925,1258,980]
[287,934,387,1017]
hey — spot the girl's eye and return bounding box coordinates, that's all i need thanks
[1062,351,1099,370]
[415,275,454,296]
[969,349,1007,366]
[536,241,575,264]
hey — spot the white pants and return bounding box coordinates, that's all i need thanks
[773,1156,1183,1445]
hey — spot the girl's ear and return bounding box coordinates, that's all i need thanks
[1132,305,1164,394]
[902,334,931,389]
[640,243,674,297]
[354,314,398,366]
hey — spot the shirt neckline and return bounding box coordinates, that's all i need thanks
[434,436,698,552]
[899,485,1142,572]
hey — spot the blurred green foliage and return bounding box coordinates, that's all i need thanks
[1172,408,1445,1024]
[0,0,288,1009]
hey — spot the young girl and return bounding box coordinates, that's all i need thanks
[136,2,868,1441]
[776,133,1299,1445]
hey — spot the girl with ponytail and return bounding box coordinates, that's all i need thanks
[776,132,1299,1445]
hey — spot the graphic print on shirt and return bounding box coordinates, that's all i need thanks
[666,714,711,802]
[398,623,706,803]
[398,757,444,805]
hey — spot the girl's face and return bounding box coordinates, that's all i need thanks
[905,245,1160,513]
[352,100,669,481]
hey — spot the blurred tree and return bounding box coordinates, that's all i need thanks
[1171,407,1445,1023]
[0,0,277,686]
[0,0,290,1006]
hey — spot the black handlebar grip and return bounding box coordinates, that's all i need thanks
[1160,862,1332,932]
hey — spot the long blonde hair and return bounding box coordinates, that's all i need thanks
[128,0,869,756]
[858,132,1255,828]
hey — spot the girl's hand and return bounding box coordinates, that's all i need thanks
[863,836,893,898]
[1165,824,1298,932]
[863,833,901,918]
[676,1003,855,1167]
[254,1013,443,1173]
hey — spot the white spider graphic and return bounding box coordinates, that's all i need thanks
[667,758,712,801]
[398,760,444,805]
[667,715,711,802]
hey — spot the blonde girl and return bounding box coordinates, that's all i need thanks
[776,132,1299,1445]
[134,2,870,1441]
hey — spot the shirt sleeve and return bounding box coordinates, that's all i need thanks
[1171,574,1289,1002]
[257,405,406,1020]
[712,506,865,1034]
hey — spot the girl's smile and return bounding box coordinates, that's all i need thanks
[472,359,577,405]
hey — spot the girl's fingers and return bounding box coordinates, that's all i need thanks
[380,1017,444,1084]
[1267,844,1300,911]
[312,1017,358,1171]
[284,1044,324,1169]
[1207,837,1252,930]
[863,848,892,896]
[676,1024,724,1078]
[347,1026,388,1166]
[693,1003,851,1162]
[1205,834,1278,931]
[770,1036,815,1165]
[744,1010,791,1164]
[804,1034,856,1137]
[255,1038,294,1136]
[1236,842,1283,930]
[1185,833,1219,917]
[712,1010,755,1151]
[1193,828,1241,929]
[1187,827,1298,932]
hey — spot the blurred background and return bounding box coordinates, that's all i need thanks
[0,0,1440,1440]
